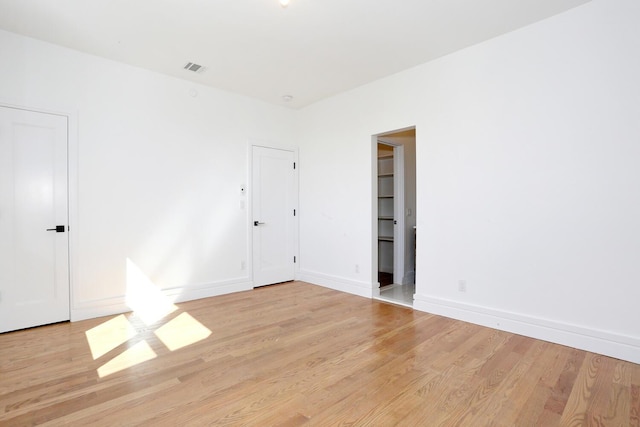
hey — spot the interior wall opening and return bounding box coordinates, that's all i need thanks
[373,127,417,307]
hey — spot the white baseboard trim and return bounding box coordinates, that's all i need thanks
[71,277,253,322]
[169,279,253,304]
[296,270,372,298]
[414,294,640,364]
[71,296,128,322]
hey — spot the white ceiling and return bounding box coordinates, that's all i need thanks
[0,0,590,109]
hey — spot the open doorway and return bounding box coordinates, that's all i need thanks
[373,127,416,307]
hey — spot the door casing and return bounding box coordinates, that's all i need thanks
[372,127,416,296]
[0,104,72,332]
[250,144,298,287]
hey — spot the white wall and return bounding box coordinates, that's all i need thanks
[0,29,295,320]
[297,0,640,363]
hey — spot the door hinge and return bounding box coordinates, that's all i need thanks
[293,209,296,216]
[294,256,296,263]
[293,162,296,170]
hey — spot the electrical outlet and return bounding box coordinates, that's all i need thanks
[458,280,467,293]
[241,260,246,270]
[355,264,360,273]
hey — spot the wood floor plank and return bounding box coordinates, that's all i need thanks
[599,360,631,426]
[439,350,522,425]
[512,344,572,425]
[479,339,551,425]
[631,383,640,427]
[1,281,639,426]
[559,352,612,426]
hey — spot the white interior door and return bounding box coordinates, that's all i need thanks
[252,146,295,287]
[393,145,405,285]
[0,106,70,333]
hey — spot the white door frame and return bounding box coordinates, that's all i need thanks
[372,138,380,296]
[1,101,78,321]
[0,102,77,329]
[373,140,406,287]
[247,141,299,287]
[373,128,416,296]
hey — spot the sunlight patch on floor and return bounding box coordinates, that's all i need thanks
[85,258,213,378]
[154,312,212,351]
[85,314,137,360]
[97,340,157,378]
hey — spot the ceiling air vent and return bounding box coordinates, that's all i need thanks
[183,62,206,73]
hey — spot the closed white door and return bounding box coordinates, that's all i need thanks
[0,106,70,333]
[252,146,295,287]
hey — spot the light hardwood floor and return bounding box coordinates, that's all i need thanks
[1,281,638,426]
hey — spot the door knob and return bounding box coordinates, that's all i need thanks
[254,221,265,226]
[46,225,65,232]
